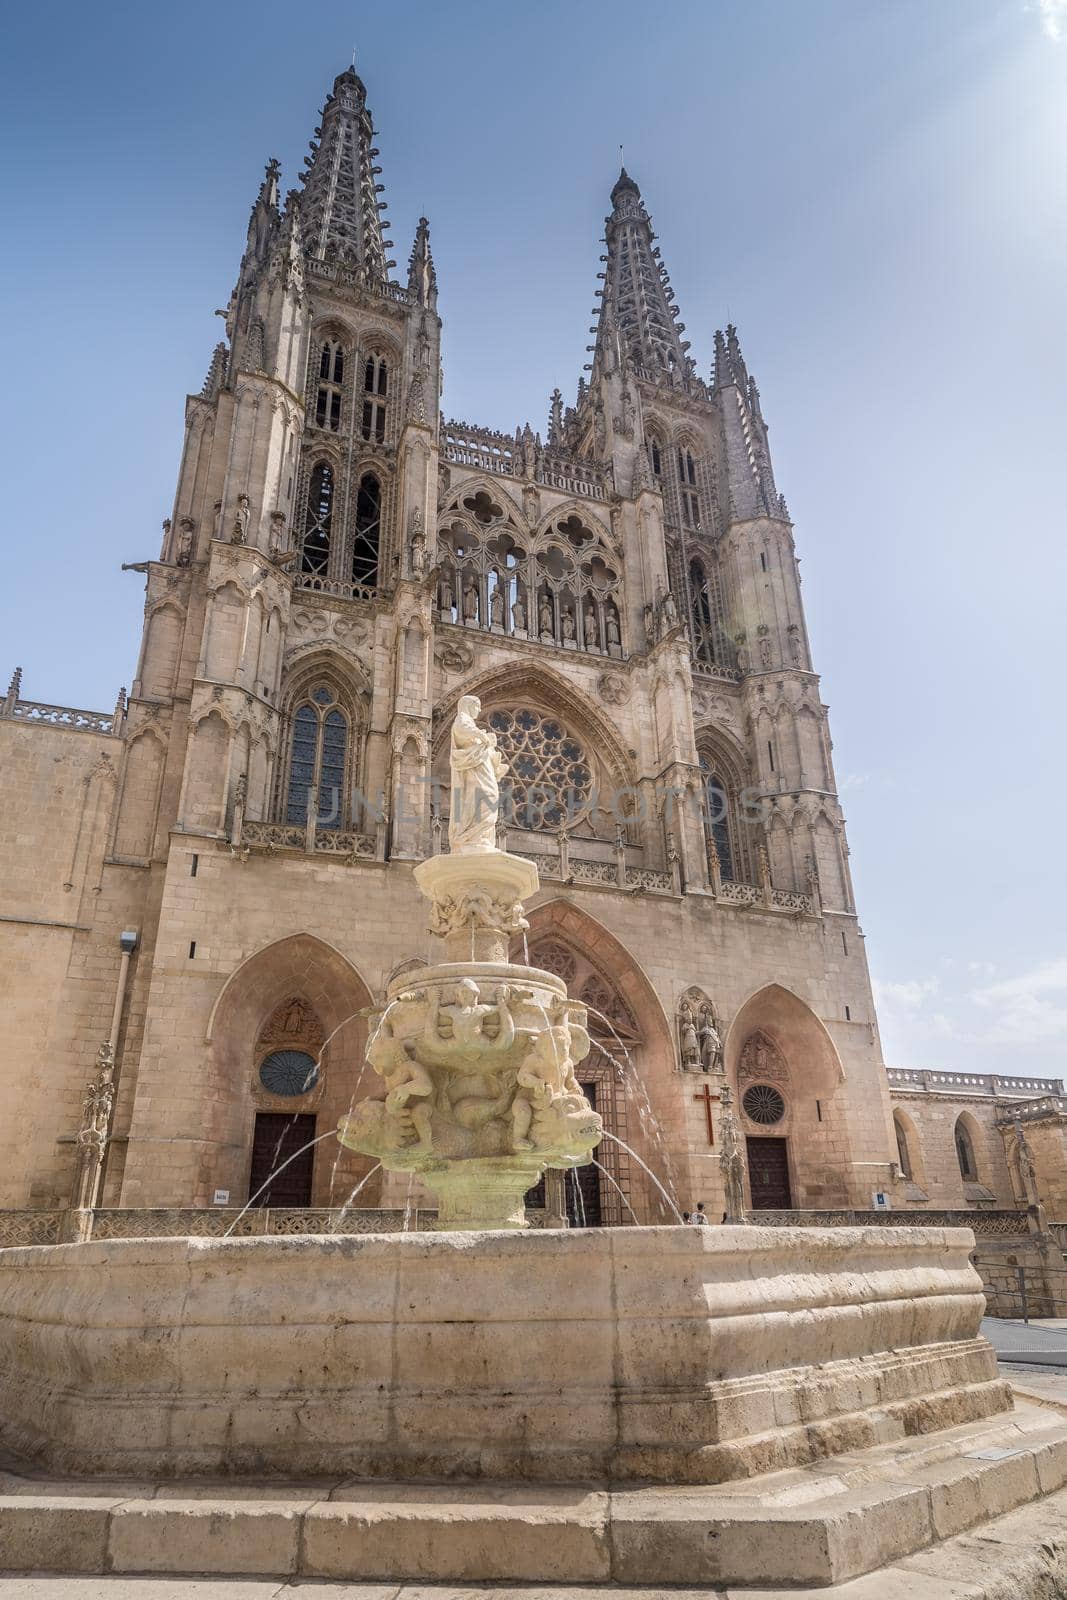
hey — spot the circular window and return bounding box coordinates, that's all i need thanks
[742,1083,786,1125]
[486,707,593,828]
[259,1049,319,1097]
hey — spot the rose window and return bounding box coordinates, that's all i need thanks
[742,1083,786,1125]
[486,708,593,829]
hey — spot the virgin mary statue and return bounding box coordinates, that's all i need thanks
[449,695,509,854]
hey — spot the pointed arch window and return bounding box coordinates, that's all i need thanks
[649,437,662,477]
[285,684,349,830]
[301,463,334,575]
[689,559,716,666]
[314,341,344,432]
[698,750,737,882]
[362,354,388,443]
[894,1115,913,1180]
[955,1118,978,1182]
[352,473,381,589]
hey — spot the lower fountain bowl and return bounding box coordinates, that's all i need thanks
[0,1223,1008,1483]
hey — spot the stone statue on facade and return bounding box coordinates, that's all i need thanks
[512,595,526,632]
[678,1000,700,1071]
[489,587,505,628]
[698,1004,724,1074]
[462,580,479,623]
[562,606,576,642]
[231,494,250,545]
[539,595,554,639]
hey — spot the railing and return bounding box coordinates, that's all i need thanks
[294,573,376,603]
[994,1096,1067,1126]
[755,1208,1032,1236]
[692,661,743,684]
[241,820,378,862]
[6,699,117,734]
[971,1251,1067,1322]
[718,881,762,907]
[0,1206,551,1247]
[441,418,609,499]
[887,1068,1065,1099]
[303,259,413,306]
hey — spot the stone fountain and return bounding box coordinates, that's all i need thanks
[337,693,602,1229]
[2,706,1064,1592]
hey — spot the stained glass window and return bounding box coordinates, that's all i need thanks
[259,1049,320,1096]
[486,707,593,830]
[698,751,736,882]
[286,686,348,829]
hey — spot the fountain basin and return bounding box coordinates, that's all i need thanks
[0,1224,1008,1483]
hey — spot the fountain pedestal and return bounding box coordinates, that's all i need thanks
[337,846,603,1230]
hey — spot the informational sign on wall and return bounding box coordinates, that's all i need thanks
[212,1189,230,1206]
[872,1191,891,1210]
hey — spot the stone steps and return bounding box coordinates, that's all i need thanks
[2,1399,1067,1589]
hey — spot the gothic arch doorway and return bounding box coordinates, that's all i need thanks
[203,933,375,1210]
[725,984,848,1211]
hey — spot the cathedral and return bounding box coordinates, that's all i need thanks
[1,63,1062,1235]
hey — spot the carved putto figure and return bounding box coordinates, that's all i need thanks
[448,694,508,855]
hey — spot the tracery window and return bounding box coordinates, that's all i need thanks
[361,354,388,443]
[314,341,344,432]
[648,437,662,477]
[678,448,696,486]
[352,472,381,589]
[486,708,593,830]
[437,504,622,656]
[689,559,716,666]
[301,463,334,575]
[955,1118,978,1182]
[285,684,349,830]
[698,749,738,882]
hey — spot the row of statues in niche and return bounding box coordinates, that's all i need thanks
[438,571,622,653]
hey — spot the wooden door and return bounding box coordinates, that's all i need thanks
[746,1135,792,1210]
[248,1113,317,1208]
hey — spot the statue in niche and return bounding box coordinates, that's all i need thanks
[643,602,655,645]
[584,600,598,645]
[462,580,479,623]
[231,493,250,545]
[678,1000,700,1071]
[698,1004,724,1074]
[439,570,454,612]
[606,606,621,647]
[512,594,526,631]
[489,586,505,628]
[661,590,678,633]
[788,623,802,666]
[539,594,554,638]
[447,695,508,855]
[160,518,171,561]
[176,517,196,566]
[409,508,427,577]
[739,1031,788,1084]
[562,606,576,642]
[759,635,773,668]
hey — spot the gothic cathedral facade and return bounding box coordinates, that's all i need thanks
[0,65,921,1224]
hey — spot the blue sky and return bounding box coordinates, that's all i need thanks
[1,0,1065,1074]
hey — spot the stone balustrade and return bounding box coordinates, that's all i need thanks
[888,1067,1064,1099]
[0,1206,553,1247]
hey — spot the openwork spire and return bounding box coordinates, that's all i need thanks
[297,66,392,277]
[714,324,781,517]
[590,169,693,387]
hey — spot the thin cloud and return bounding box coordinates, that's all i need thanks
[970,957,1067,1044]
[872,977,940,1010]
[1035,0,1067,40]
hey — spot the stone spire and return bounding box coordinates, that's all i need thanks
[407,216,437,307]
[714,323,780,517]
[590,169,693,388]
[297,66,393,277]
